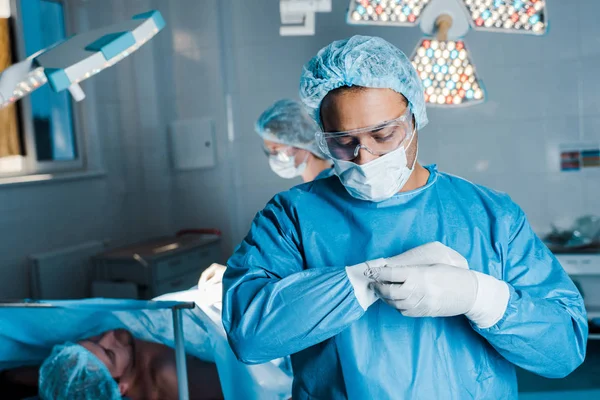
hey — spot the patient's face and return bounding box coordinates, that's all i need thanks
[77,329,222,400]
[78,329,180,400]
[78,329,134,383]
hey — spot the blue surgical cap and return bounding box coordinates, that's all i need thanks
[255,99,326,159]
[299,35,428,130]
[39,343,121,400]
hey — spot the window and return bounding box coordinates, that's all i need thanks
[22,0,77,162]
[0,0,84,177]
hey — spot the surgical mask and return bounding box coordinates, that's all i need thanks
[333,132,417,202]
[269,152,308,179]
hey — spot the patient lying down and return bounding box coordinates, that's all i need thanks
[2,328,224,400]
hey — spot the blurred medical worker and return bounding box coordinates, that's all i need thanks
[199,99,334,287]
[256,99,332,182]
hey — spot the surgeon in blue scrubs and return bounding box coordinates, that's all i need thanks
[222,35,588,399]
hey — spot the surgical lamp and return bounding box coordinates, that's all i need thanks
[0,10,165,110]
[462,0,547,35]
[347,0,547,107]
[411,8,485,107]
[347,0,547,34]
[347,0,433,26]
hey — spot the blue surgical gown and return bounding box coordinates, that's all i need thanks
[223,165,587,399]
[314,166,334,180]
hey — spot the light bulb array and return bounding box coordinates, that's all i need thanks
[411,38,485,106]
[2,67,47,107]
[348,0,432,25]
[462,0,547,34]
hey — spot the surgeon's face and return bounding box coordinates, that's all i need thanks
[320,87,416,166]
[263,139,310,168]
[78,329,135,393]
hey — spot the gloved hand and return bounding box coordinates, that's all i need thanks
[198,281,223,307]
[346,242,469,311]
[369,263,509,328]
[199,263,227,285]
[346,258,387,310]
[384,241,469,269]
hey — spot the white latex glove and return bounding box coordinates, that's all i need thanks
[197,280,223,308]
[369,264,509,329]
[385,241,469,269]
[198,263,227,286]
[197,264,226,309]
[345,242,468,311]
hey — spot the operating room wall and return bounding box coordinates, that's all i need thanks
[150,0,239,256]
[76,0,239,258]
[0,0,178,298]
[218,0,600,243]
[423,0,600,234]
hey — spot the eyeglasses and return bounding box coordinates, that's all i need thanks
[316,109,414,161]
[262,145,299,163]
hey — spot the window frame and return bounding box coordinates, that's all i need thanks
[3,0,87,177]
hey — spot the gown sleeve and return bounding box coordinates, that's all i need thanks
[474,206,588,378]
[222,194,365,364]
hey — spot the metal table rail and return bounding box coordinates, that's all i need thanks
[0,298,195,400]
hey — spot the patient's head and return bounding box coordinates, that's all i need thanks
[77,329,135,393]
[38,341,122,400]
[39,329,222,400]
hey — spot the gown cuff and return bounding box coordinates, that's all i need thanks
[346,258,387,310]
[466,271,510,329]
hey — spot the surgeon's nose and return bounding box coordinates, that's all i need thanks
[354,147,379,165]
